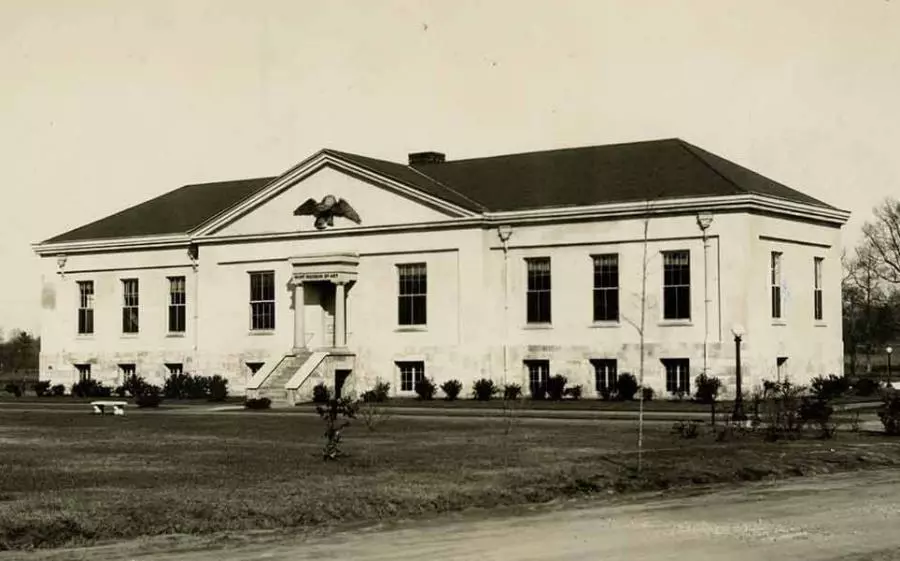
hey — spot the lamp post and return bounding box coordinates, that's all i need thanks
[887,346,894,388]
[731,324,746,422]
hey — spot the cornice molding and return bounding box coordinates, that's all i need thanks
[32,193,849,256]
[32,234,191,256]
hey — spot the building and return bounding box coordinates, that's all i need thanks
[32,138,851,403]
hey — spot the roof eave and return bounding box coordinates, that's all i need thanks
[483,194,851,226]
[32,233,193,256]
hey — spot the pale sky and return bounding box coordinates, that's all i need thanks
[2,0,899,337]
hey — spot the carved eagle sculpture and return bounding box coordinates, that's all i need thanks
[293,195,362,230]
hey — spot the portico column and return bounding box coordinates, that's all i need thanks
[292,280,305,353]
[334,281,346,348]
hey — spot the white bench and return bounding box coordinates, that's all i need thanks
[91,401,127,416]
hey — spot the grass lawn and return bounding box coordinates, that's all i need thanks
[1,406,898,552]
[316,396,881,412]
[363,397,722,411]
[0,395,245,406]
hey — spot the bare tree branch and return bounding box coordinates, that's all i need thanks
[862,198,900,284]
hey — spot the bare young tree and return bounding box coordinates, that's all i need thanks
[620,200,654,473]
[862,197,900,284]
[637,205,650,472]
[843,246,890,374]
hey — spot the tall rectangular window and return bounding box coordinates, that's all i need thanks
[77,281,94,335]
[74,363,92,382]
[118,363,136,386]
[397,361,424,392]
[593,254,619,322]
[814,257,823,321]
[526,257,551,323]
[662,251,691,320]
[662,358,690,394]
[771,252,783,319]
[122,279,139,333]
[397,263,427,326]
[525,359,550,397]
[777,357,788,381]
[249,271,275,330]
[168,276,186,333]
[591,359,618,395]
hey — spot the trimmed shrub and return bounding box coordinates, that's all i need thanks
[34,381,51,397]
[362,380,391,403]
[502,383,522,401]
[162,373,224,400]
[565,384,583,400]
[4,383,22,397]
[135,385,162,408]
[163,373,190,399]
[878,391,900,435]
[208,375,229,402]
[811,375,850,401]
[312,382,331,404]
[799,396,836,438]
[642,386,655,401]
[244,397,272,410]
[854,377,881,397]
[694,373,723,405]
[758,378,807,440]
[186,376,210,400]
[546,375,568,401]
[50,384,65,396]
[71,379,110,398]
[135,394,162,408]
[122,375,150,397]
[440,379,463,401]
[414,377,437,400]
[472,378,497,401]
[616,373,639,401]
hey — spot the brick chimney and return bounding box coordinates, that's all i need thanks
[408,151,446,165]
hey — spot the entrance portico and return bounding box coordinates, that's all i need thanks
[289,253,359,354]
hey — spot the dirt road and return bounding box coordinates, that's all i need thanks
[11,469,900,561]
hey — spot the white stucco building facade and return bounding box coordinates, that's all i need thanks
[32,139,851,402]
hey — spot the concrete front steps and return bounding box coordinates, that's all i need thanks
[247,348,356,406]
[250,352,311,404]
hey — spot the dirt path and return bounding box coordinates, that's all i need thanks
[10,469,900,561]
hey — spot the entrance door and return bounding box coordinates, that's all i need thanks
[304,282,336,349]
[321,285,335,348]
[334,369,351,399]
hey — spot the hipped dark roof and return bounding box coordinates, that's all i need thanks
[43,177,275,244]
[41,138,835,244]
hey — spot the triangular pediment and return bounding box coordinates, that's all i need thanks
[201,153,476,238]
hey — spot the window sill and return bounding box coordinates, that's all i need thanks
[523,323,553,330]
[589,321,621,329]
[771,320,787,327]
[76,334,94,340]
[166,332,187,338]
[120,333,140,339]
[248,330,276,336]
[658,320,692,327]
[814,321,828,328]
[395,326,428,332]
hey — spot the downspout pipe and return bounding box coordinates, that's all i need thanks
[188,244,199,365]
[497,225,513,384]
[697,214,713,376]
